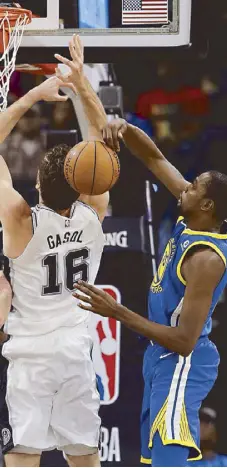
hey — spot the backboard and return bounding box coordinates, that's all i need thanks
[18,0,191,50]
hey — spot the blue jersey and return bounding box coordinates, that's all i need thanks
[148,217,227,338]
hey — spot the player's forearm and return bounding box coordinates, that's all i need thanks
[0,156,12,185]
[0,88,41,144]
[114,304,191,356]
[123,123,166,165]
[123,123,188,197]
[75,74,107,134]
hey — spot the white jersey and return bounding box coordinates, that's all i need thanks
[4,201,105,336]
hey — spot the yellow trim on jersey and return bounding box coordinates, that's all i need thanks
[183,228,227,239]
[176,216,184,224]
[140,456,151,464]
[148,399,202,462]
[176,241,227,285]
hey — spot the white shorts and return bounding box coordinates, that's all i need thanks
[2,323,100,455]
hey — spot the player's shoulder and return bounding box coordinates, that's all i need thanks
[176,217,227,245]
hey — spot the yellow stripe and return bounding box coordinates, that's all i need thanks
[190,454,203,461]
[149,399,168,445]
[176,216,184,224]
[182,228,227,239]
[148,398,201,461]
[176,241,227,285]
[140,456,151,464]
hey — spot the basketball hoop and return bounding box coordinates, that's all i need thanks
[15,63,57,76]
[0,4,32,111]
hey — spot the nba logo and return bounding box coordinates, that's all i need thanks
[88,285,121,405]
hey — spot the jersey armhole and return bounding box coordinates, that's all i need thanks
[176,240,227,286]
[77,201,100,223]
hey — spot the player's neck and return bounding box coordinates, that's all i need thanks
[186,215,221,233]
[57,208,71,217]
[39,201,71,218]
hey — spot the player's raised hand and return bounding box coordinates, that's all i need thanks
[54,34,84,84]
[103,119,128,152]
[73,281,119,319]
[32,76,75,102]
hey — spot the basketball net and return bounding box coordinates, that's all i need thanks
[0,7,31,111]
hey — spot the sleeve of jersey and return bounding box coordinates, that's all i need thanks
[176,232,227,286]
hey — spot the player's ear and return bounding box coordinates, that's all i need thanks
[201,199,214,212]
[36,171,40,191]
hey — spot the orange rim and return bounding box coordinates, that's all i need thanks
[15,64,57,75]
[0,7,32,26]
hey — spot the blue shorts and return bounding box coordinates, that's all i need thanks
[140,337,220,465]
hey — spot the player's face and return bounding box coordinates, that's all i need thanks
[179,172,212,218]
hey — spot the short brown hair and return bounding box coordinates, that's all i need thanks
[39,144,79,211]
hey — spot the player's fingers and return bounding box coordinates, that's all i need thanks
[79,36,84,62]
[103,126,114,150]
[77,280,103,296]
[69,38,77,62]
[118,125,127,141]
[121,123,128,135]
[74,282,97,297]
[112,126,120,152]
[56,94,69,102]
[55,68,71,85]
[75,34,83,58]
[54,53,73,69]
[73,292,93,304]
[61,81,77,94]
[102,126,108,142]
[55,67,65,80]
[78,303,96,312]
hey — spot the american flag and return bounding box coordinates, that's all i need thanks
[122,0,168,25]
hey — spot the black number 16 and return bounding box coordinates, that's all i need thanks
[42,248,89,295]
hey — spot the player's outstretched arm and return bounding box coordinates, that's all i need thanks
[74,248,224,356]
[55,34,107,141]
[103,119,190,199]
[0,76,74,145]
[0,77,76,239]
[55,35,110,222]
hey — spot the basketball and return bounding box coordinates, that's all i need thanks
[64,141,120,195]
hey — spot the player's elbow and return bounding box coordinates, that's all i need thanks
[179,337,196,357]
[176,330,195,357]
[180,345,192,357]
